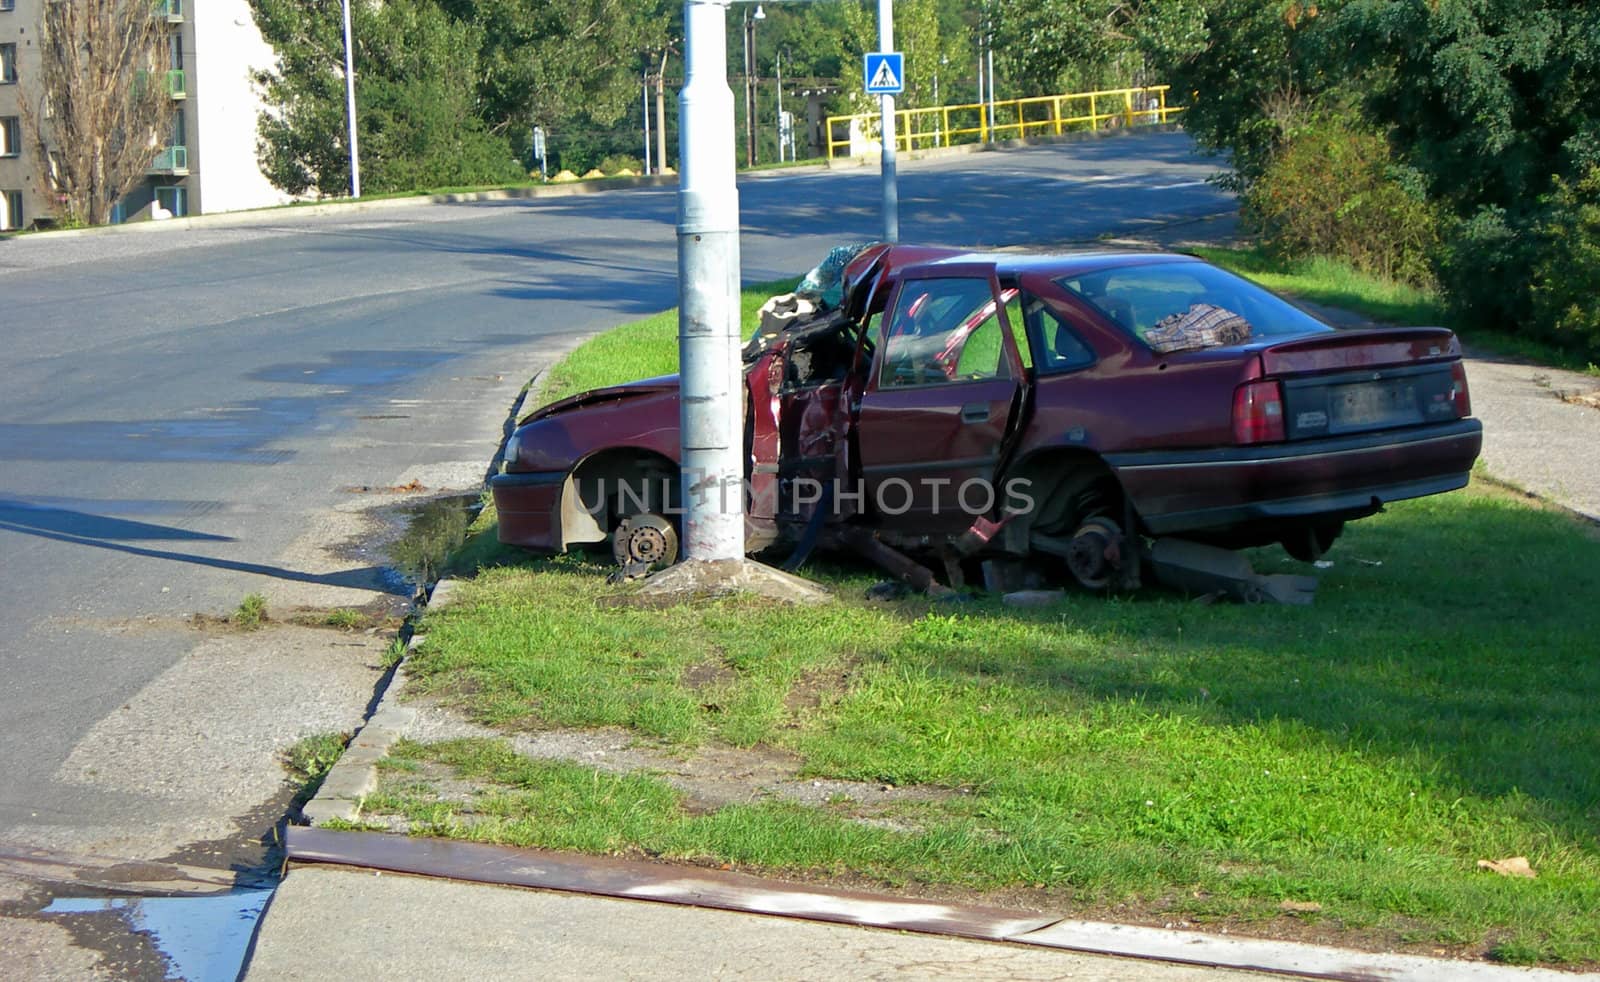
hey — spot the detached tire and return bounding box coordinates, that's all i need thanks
[1282,521,1344,563]
[612,513,679,570]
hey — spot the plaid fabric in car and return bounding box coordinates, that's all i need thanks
[1144,303,1253,353]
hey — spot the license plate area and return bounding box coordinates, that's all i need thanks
[1330,379,1421,430]
[1283,365,1452,438]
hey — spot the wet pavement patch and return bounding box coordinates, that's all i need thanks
[384,492,480,586]
[42,888,274,982]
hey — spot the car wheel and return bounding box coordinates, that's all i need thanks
[612,512,680,569]
[1281,521,1344,563]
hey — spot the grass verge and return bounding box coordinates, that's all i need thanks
[533,277,799,409]
[387,481,1600,965]
[410,265,1599,965]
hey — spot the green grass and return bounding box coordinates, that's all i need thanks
[532,278,800,409]
[1192,246,1594,370]
[284,731,349,801]
[1191,246,1447,326]
[392,483,1600,964]
[233,593,268,631]
[413,261,1600,963]
[322,608,363,630]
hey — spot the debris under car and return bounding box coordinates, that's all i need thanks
[492,244,1483,603]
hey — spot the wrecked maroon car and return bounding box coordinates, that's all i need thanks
[493,245,1482,591]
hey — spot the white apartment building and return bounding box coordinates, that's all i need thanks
[0,0,290,230]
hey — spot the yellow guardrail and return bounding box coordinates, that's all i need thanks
[826,84,1183,160]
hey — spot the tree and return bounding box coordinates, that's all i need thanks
[251,0,672,193]
[838,0,951,110]
[436,0,673,163]
[989,0,1142,98]
[18,0,169,226]
[251,0,523,196]
[1140,0,1346,189]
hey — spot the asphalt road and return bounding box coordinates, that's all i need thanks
[0,130,1230,855]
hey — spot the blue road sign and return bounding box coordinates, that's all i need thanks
[864,52,904,95]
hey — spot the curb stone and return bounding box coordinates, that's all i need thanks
[299,578,460,826]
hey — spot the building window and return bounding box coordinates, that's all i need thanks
[0,0,15,14]
[0,116,20,156]
[1,190,21,231]
[1,43,16,84]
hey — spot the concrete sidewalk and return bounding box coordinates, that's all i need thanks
[1459,355,1600,522]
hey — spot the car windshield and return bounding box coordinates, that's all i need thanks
[1054,261,1332,352]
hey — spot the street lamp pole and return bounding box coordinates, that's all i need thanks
[340,0,361,197]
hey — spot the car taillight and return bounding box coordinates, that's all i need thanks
[1233,380,1286,444]
[1449,361,1472,418]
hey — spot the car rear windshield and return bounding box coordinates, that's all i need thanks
[1054,261,1333,352]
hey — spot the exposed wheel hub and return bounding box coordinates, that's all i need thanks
[612,513,679,569]
[1065,516,1124,590]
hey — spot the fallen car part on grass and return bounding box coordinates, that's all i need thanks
[283,827,1574,981]
[1150,538,1319,605]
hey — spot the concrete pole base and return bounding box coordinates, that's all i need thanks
[631,559,833,605]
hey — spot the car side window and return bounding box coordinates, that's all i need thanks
[1004,292,1032,370]
[879,277,1011,387]
[1033,303,1096,373]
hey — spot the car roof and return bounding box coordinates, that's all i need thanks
[899,249,1202,279]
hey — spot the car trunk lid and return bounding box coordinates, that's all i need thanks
[1254,328,1468,440]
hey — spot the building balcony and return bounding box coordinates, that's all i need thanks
[150,145,189,175]
[156,0,184,23]
[166,70,186,99]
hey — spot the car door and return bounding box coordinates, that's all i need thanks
[854,271,1024,534]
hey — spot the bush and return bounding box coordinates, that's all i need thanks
[1436,206,1540,338]
[1530,167,1600,361]
[1245,117,1438,287]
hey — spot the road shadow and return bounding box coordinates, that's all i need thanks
[0,501,236,542]
[0,517,400,594]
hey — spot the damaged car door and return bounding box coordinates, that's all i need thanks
[853,270,1028,536]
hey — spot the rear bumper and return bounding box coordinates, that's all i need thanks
[490,470,566,549]
[1105,419,1483,535]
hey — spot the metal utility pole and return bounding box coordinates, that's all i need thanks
[643,68,653,174]
[677,0,744,561]
[742,5,764,167]
[656,50,670,173]
[979,32,992,142]
[877,0,897,241]
[340,0,361,197]
[976,23,987,143]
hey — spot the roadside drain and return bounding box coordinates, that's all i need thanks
[43,888,275,982]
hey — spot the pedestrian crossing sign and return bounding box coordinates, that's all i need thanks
[864,52,904,95]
